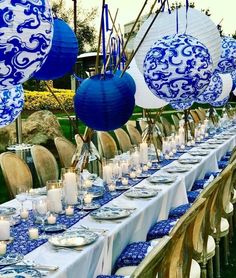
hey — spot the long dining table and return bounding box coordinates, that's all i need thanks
[1,125,236,278]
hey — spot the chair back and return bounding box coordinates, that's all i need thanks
[114,128,132,152]
[195,109,205,121]
[126,124,142,146]
[171,114,180,129]
[0,152,33,198]
[160,116,174,136]
[190,110,200,124]
[54,137,76,168]
[31,145,59,187]
[97,131,118,159]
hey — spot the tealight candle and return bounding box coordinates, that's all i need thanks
[0,242,7,255]
[20,209,29,219]
[28,227,39,240]
[65,206,74,216]
[187,141,191,147]
[164,154,170,160]
[147,161,152,168]
[84,193,93,204]
[47,214,56,225]
[121,177,129,185]
[136,168,142,175]
[0,217,10,241]
[108,183,116,192]
[169,151,174,157]
[180,145,185,150]
[84,179,93,188]
[129,171,136,179]
[142,165,148,172]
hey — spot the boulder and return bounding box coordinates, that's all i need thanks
[0,110,63,152]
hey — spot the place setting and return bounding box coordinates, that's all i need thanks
[147,175,175,184]
[164,165,192,173]
[188,149,210,157]
[124,188,159,199]
[178,157,202,165]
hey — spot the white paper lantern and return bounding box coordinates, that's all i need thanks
[127,60,168,109]
[0,0,53,90]
[134,8,221,72]
[215,36,236,74]
[143,34,213,104]
[0,85,24,128]
[209,73,233,106]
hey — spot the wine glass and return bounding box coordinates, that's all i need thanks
[77,176,87,214]
[33,198,49,239]
[15,186,28,210]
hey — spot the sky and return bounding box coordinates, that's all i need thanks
[66,0,236,36]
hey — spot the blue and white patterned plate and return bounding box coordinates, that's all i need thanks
[178,158,201,164]
[49,229,98,247]
[0,207,16,216]
[124,188,158,198]
[188,150,209,156]
[207,139,223,144]
[116,185,131,191]
[165,166,191,173]
[0,266,41,277]
[90,207,132,220]
[147,175,175,184]
[87,186,104,199]
[200,144,218,149]
[0,253,23,266]
[83,203,101,211]
[41,224,66,233]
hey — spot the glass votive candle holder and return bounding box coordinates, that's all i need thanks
[47,213,57,225]
[28,227,39,240]
[20,208,29,220]
[84,193,93,204]
[65,205,74,216]
[0,241,7,255]
[135,168,142,176]
[147,161,152,168]
[84,179,93,188]
[129,171,136,179]
[121,177,129,185]
[108,183,116,192]
[142,165,148,172]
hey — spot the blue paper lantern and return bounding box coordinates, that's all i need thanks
[0,85,24,128]
[143,34,213,104]
[215,36,236,74]
[74,73,135,131]
[0,0,53,90]
[230,70,236,91]
[197,72,223,104]
[115,70,136,95]
[171,101,194,111]
[34,18,78,80]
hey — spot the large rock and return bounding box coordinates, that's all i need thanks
[0,110,63,151]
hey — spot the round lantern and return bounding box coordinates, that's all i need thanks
[233,88,236,96]
[197,72,223,104]
[143,34,213,104]
[134,8,221,72]
[114,70,136,94]
[0,85,24,128]
[215,36,236,74]
[230,70,236,91]
[127,60,168,109]
[171,101,194,111]
[74,73,135,131]
[34,18,78,80]
[209,73,233,106]
[0,0,53,90]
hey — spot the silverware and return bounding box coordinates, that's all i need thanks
[17,263,59,271]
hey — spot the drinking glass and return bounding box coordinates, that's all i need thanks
[33,198,49,239]
[15,186,28,210]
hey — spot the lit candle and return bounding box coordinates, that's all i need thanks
[130,171,136,179]
[108,183,116,192]
[180,144,185,150]
[121,161,129,175]
[136,168,142,176]
[147,161,152,168]
[28,227,39,240]
[65,206,74,216]
[47,214,56,225]
[84,193,93,204]
[140,142,148,164]
[0,217,10,241]
[0,242,7,255]
[121,177,128,185]
[47,188,62,213]
[20,209,29,219]
[84,179,93,188]
[142,165,148,172]
[103,165,112,184]
[63,172,78,205]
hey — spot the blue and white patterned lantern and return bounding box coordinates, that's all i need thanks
[215,36,236,74]
[197,72,223,104]
[230,70,236,91]
[0,85,24,128]
[143,34,213,104]
[171,101,194,111]
[0,0,53,90]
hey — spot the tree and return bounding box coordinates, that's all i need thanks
[50,0,98,53]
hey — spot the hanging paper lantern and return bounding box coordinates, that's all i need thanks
[74,73,135,131]
[209,73,233,107]
[143,34,213,104]
[0,0,53,90]
[171,101,194,111]
[230,70,236,91]
[197,73,223,104]
[134,8,221,72]
[0,85,24,128]
[127,60,168,109]
[114,70,136,94]
[233,88,236,96]
[215,36,236,74]
[34,18,78,80]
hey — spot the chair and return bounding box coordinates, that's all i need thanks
[31,145,59,187]
[160,116,175,136]
[171,114,180,130]
[0,152,33,198]
[126,124,142,146]
[97,131,118,159]
[190,110,201,124]
[54,137,76,168]
[195,109,205,121]
[114,128,132,153]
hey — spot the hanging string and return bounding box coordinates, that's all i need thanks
[176,5,179,34]
[104,4,112,32]
[101,5,107,76]
[184,0,189,33]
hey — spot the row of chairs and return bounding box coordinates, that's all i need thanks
[97,149,236,278]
